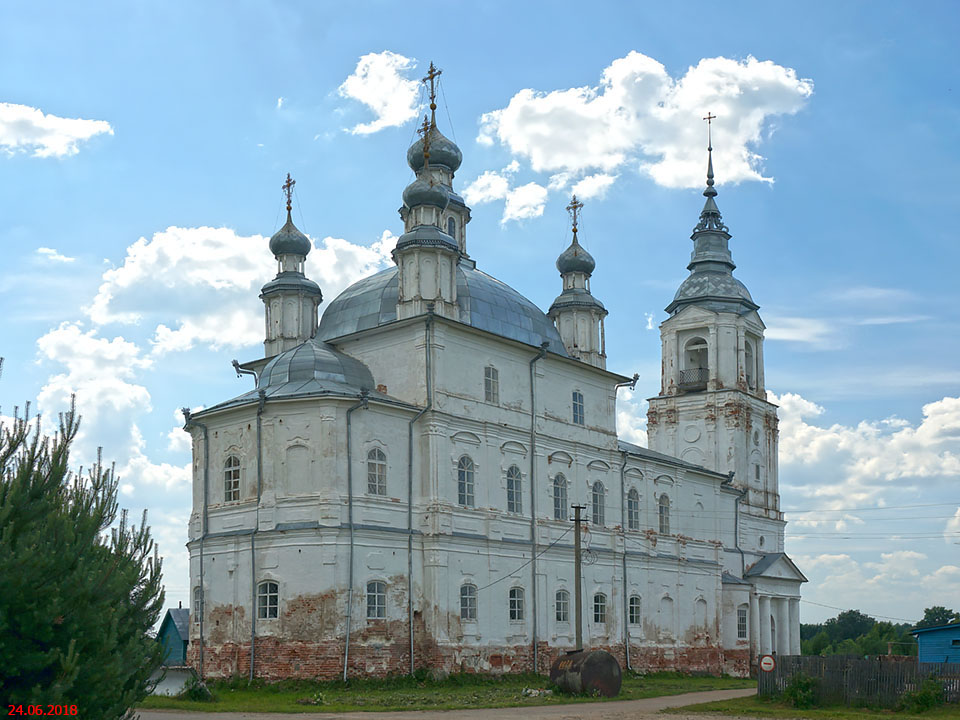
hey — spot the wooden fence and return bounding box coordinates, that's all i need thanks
[758,655,960,707]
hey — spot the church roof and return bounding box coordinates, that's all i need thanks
[318,265,569,357]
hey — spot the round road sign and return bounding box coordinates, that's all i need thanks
[759,654,776,672]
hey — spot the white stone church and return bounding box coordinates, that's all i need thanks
[183,89,806,679]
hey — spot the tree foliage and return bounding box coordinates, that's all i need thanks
[801,609,918,657]
[0,401,165,719]
[915,605,960,629]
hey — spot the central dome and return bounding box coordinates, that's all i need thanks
[407,126,463,173]
[318,265,569,357]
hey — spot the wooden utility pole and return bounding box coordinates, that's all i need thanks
[572,504,585,651]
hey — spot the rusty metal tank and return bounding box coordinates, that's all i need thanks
[549,649,622,697]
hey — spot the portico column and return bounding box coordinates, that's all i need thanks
[776,598,790,656]
[789,598,801,655]
[749,592,760,661]
[758,595,771,655]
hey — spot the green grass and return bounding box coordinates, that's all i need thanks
[666,694,960,719]
[139,670,755,713]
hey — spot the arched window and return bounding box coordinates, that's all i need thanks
[555,590,570,622]
[658,494,670,535]
[460,583,477,620]
[367,448,387,496]
[572,390,585,425]
[257,581,278,619]
[745,339,756,390]
[660,595,674,637]
[193,587,202,623]
[737,604,749,639]
[593,592,607,623]
[680,336,708,391]
[484,365,499,404]
[552,474,568,520]
[224,455,240,502]
[509,587,524,621]
[627,488,640,530]
[506,465,522,514]
[366,581,386,619]
[628,595,641,625]
[447,216,457,240]
[592,481,605,526]
[457,456,475,507]
[695,597,708,630]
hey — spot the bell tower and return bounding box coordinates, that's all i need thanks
[646,116,783,551]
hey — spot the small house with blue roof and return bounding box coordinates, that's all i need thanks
[911,623,960,664]
[157,607,190,665]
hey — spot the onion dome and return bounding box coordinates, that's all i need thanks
[402,177,449,210]
[556,237,596,275]
[269,211,311,257]
[407,126,462,173]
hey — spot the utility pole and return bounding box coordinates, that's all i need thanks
[572,504,585,651]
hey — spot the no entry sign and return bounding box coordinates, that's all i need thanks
[759,654,776,672]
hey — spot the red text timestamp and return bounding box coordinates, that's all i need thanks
[7,706,78,716]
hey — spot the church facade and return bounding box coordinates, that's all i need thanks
[183,88,805,680]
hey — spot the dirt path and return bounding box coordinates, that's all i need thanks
[136,687,755,720]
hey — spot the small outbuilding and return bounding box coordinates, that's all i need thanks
[157,607,190,665]
[911,623,960,664]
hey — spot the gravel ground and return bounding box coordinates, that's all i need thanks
[136,687,756,720]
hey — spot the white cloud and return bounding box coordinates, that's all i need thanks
[462,170,511,205]
[0,102,113,157]
[502,182,548,223]
[86,225,395,355]
[276,97,284,109]
[616,388,648,447]
[338,51,420,135]
[644,312,655,331]
[764,316,834,346]
[945,507,960,543]
[571,173,618,200]
[36,247,75,263]
[478,51,812,190]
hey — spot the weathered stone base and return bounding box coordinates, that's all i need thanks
[188,638,750,679]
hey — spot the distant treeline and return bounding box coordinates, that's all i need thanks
[801,606,959,657]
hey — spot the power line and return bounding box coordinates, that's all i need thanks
[801,599,915,624]
[475,526,572,593]
[785,501,960,514]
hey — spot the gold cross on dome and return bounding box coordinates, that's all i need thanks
[703,112,717,149]
[422,62,442,125]
[417,115,432,167]
[566,195,584,233]
[282,173,296,213]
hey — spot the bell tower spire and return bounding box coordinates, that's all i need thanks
[647,116,782,549]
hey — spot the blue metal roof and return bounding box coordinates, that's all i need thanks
[318,264,569,357]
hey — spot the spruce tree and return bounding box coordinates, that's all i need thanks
[0,400,165,718]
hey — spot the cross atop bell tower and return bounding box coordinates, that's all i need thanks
[422,61,442,128]
[282,173,296,214]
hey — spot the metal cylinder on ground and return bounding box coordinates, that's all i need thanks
[549,649,622,697]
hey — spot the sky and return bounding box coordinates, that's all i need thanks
[1,1,958,627]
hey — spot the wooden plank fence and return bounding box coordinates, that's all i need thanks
[758,656,960,707]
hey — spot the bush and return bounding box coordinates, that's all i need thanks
[178,675,214,702]
[899,677,944,713]
[782,673,819,708]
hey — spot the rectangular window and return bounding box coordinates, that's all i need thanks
[556,591,569,623]
[460,585,477,621]
[224,456,241,502]
[593,593,606,624]
[257,581,278,619]
[628,596,641,625]
[509,588,524,621]
[572,391,585,426]
[367,581,386,619]
[484,366,499,404]
[737,606,748,639]
[755,465,761,480]
[506,466,522,514]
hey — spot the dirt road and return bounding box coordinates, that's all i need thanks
[136,687,755,720]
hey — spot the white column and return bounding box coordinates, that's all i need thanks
[789,598,801,655]
[749,592,760,662]
[758,595,771,655]
[776,598,790,656]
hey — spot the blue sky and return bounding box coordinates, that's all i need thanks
[2,1,958,625]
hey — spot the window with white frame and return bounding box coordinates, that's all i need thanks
[367,581,386,619]
[592,481,605,526]
[553,473,567,520]
[484,365,499,404]
[627,488,640,530]
[367,448,387,496]
[506,465,522,514]
[737,605,748,639]
[457,455,475,506]
[460,583,477,620]
[593,592,607,623]
[556,590,569,622]
[224,455,240,502]
[509,587,525,621]
[257,581,278,619]
[572,390,585,425]
[193,587,202,623]
[658,494,671,534]
[629,595,641,625]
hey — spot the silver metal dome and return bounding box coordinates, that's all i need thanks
[407,126,463,173]
[556,239,596,275]
[318,265,570,357]
[257,339,375,392]
[402,177,449,210]
[269,212,311,257]
[666,271,757,315]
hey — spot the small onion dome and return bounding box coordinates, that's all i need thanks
[269,213,311,257]
[407,127,463,173]
[402,177,449,210]
[556,238,596,275]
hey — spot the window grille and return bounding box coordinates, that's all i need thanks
[457,456,475,506]
[367,448,387,495]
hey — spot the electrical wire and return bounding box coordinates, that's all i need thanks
[476,526,572,593]
[801,599,915,623]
